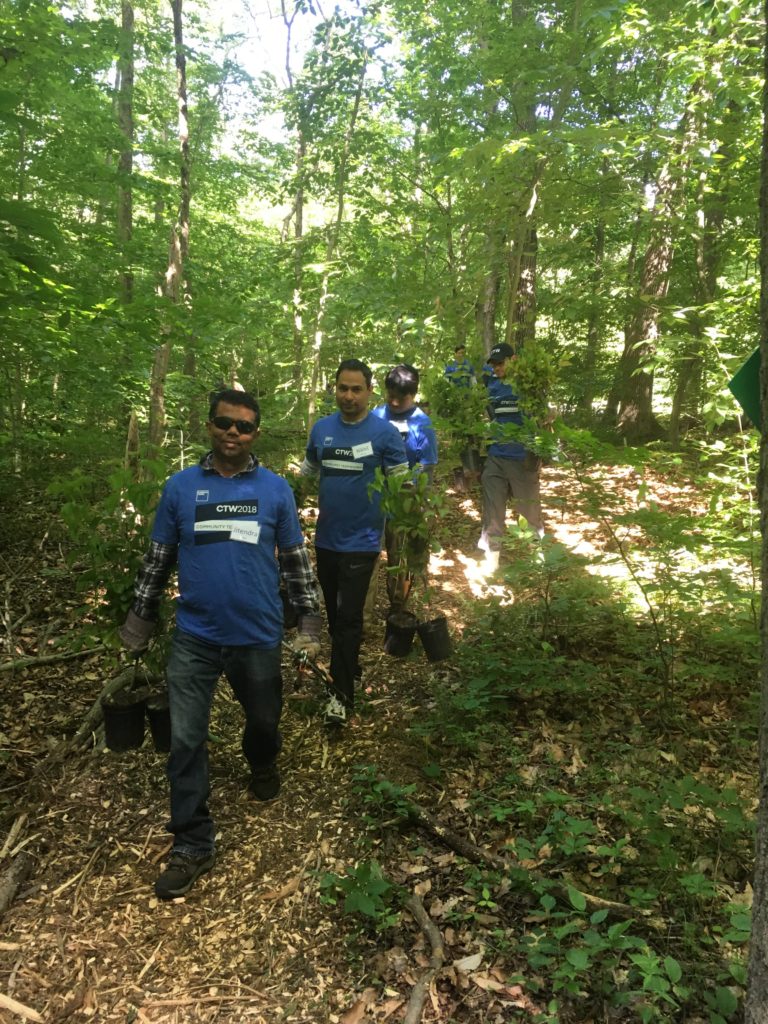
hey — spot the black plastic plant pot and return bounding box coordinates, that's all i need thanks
[101,688,148,751]
[417,616,452,663]
[460,446,482,473]
[384,611,418,658]
[146,694,172,753]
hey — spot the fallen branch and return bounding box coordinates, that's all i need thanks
[0,991,44,1023]
[401,793,643,921]
[0,645,104,673]
[0,851,34,916]
[41,666,157,769]
[403,894,445,1024]
[0,814,27,861]
[142,994,267,1008]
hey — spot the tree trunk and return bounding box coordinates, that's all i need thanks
[745,3,768,1018]
[477,228,503,356]
[116,0,134,305]
[512,226,537,350]
[669,99,735,446]
[616,93,698,443]
[291,133,306,396]
[603,199,644,426]
[306,58,367,426]
[281,1,307,397]
[577,157,609,416]
[148,0,190,452]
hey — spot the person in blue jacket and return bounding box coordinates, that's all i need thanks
[444,344,475,387]
[301,359,408,725]
[119,389,322,899]
[371,364,438,610]
[479,343,545,571]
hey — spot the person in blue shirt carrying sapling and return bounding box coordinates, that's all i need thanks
[301,359,409,726]
[371,364,438,611]
[119,389,322,900]
[479,343,545,573]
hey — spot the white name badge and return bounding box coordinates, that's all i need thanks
[352,441,374,459]
[230,522,261,545]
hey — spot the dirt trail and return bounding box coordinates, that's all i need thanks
[0,460,671,1023]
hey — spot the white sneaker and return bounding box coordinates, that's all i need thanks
[324,695,347,726]
[483,550,500,573]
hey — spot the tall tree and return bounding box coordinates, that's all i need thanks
[116,0,135,306]
[148,0,190,451]
[746,0,768,1015]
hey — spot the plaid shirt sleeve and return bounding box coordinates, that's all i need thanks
[279,543,321,617]
[132,540,178,620]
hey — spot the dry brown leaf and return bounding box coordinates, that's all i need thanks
[565,748,586,776]
[454,952,483,973]
[340,988,375,1024]
[378,996,405,1019]
[471,971,504,992]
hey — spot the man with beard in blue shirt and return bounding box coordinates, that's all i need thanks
[302,359,408,725]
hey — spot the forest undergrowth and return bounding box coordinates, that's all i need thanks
[0,438,759,1024]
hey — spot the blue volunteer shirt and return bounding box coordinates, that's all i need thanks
[151,463,304,647]
[445,357,475,387]
[486,375,528,460]
[371,403,438,471]
[304,411,408,551]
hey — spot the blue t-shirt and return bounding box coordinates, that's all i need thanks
[445,358,475,387]
[371,403,438,470]
[305,411,408,552]
[151,463,303,647]
[485,375,527,460]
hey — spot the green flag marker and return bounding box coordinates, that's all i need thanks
[728,347,761,429]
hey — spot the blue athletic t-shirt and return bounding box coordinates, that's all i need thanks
[486,375,527,460]
[305,412,408,552]
[371,403,438,470]
[151,463,303,647]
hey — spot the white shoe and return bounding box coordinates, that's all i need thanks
[324,695,347,726]
[483,550,500,573]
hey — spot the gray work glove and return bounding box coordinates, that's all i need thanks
[294,614,322,660]
[119,609,155,655]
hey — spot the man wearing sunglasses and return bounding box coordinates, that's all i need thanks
[119,389,322,899]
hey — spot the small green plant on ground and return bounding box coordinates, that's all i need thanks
[319,858,403,932]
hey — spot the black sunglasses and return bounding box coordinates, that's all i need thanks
[211,415,257,434]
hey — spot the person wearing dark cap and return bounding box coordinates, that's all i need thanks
[119,389,323,899]
[371,364,438,611]
[444,344,475,387]
[479,343,545,571]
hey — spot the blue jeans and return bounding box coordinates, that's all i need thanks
[165,628,283,854]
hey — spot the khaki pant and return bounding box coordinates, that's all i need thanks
[480,452,543,551]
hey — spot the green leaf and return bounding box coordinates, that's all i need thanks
[715,987,738,1016]
[567,886,587,911]
[566,948,590,971]
[664,957,682,983]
